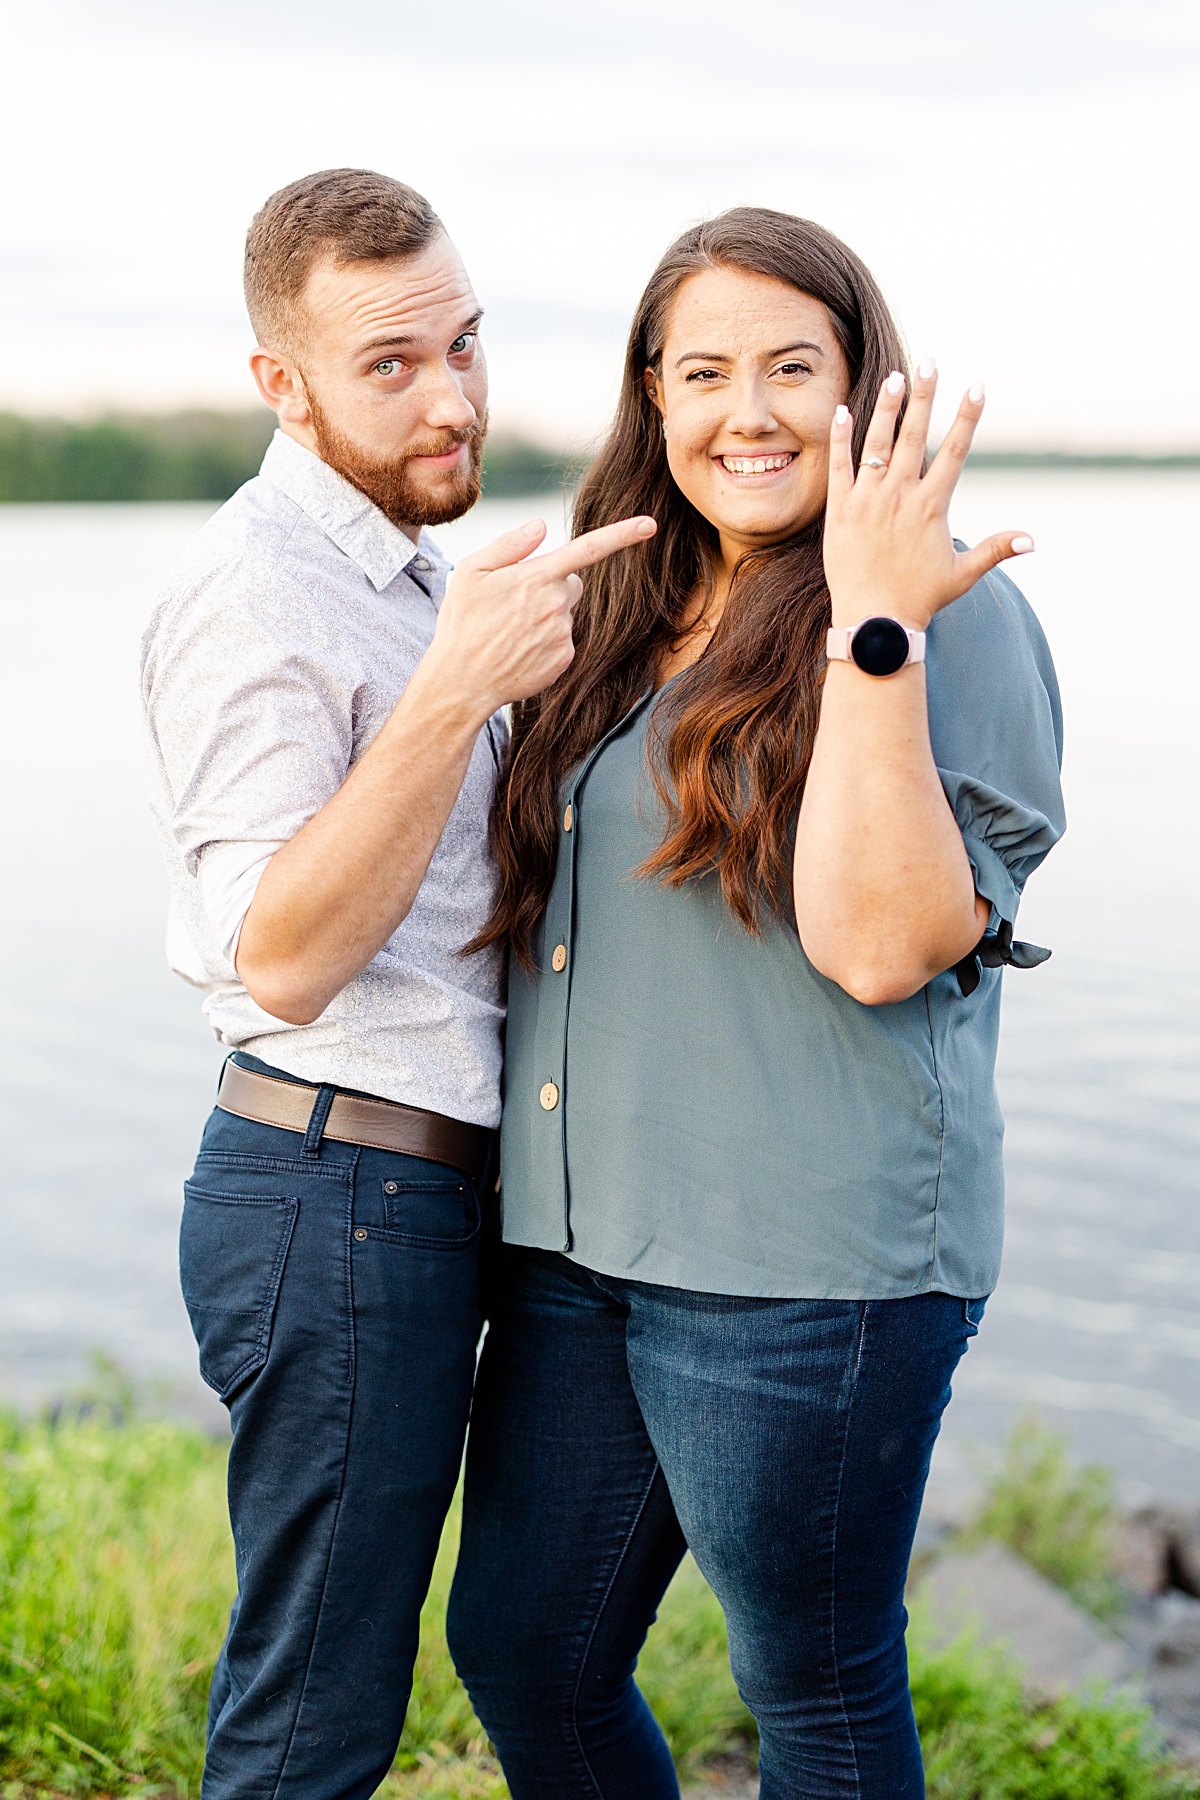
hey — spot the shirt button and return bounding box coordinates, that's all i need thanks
[551,944,567,972]
[563,804,573,832]
[411,554,431,573]
[539,1081,560,1111]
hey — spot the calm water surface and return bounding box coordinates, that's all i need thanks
[1,475,1198,1498]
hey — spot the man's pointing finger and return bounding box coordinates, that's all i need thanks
[459,518,548,574]
[539,516,656,580]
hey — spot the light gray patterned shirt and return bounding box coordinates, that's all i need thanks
[141,430,506,1128]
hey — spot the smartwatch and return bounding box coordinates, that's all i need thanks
[826,617,926,678]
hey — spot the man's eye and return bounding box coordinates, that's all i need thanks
[374,359,404,377]
[449,332,477,356]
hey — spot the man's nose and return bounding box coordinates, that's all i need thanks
[420,364,478,431]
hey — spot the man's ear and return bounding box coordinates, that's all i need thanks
[249,347,312,428]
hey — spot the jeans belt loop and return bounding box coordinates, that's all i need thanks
[302,1084,338,1159]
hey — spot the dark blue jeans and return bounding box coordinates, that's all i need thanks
[181,1055,494,1800]
[448,1248,983,1800]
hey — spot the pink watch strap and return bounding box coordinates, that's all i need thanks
[826,622,927,668]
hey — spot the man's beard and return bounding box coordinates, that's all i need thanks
[305,387,485,530]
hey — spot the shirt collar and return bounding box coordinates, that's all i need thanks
[258,430,443,594]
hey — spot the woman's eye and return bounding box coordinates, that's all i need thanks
[775,361,813,379]
[374,359,404,377]
[685,368,722,384]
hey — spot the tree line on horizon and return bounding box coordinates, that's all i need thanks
[0,410,575,504]
[0,409,1195,505]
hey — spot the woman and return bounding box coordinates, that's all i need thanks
[448,208,1064,1797]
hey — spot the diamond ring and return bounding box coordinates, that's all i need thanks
[862,455,889,470]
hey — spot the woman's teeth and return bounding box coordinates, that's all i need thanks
[720,453,795,475]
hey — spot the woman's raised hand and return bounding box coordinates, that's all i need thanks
[822,362,1033,632]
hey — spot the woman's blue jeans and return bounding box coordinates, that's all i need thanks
[448,1247,983,1800]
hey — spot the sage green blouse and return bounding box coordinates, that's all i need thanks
[499,568,1065,1299]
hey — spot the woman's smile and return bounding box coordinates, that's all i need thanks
[647,266,849,561]
[715,448,798,481]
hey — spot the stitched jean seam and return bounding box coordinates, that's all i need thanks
[195,1151,348,1182]
[824,1303,869,1799]
[569,1461,665,1799]
[268,1163,359,1797]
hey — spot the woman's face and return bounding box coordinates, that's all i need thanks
[648,266,851,558]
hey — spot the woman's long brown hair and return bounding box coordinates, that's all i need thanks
[472,207,910,967]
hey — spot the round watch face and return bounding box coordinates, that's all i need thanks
[850,616,910,677]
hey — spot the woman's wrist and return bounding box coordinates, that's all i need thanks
[828,596,932,634]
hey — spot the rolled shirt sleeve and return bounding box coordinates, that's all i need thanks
[144,578,359,878]
[196,838,287,962]
[925,565,1066,925]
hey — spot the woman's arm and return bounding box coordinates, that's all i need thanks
[795,658,989,1005]
[792,365,1032,1005]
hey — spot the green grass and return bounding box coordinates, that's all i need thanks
[0,1407,229,1794]
[911,1612,1196,1799]
[963,1413,1125,1618]
[0,1403,1195,1798]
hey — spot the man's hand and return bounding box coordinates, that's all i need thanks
[235,512,656,1025]
[426,514,658,722]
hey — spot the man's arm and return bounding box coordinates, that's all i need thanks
[236,512,656,1023]
[235,659,487,1023]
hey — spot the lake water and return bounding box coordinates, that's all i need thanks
[2,476,1198,1502]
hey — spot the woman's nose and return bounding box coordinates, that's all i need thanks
[723,381,778,438]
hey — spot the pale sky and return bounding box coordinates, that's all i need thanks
[2,0,1197,449]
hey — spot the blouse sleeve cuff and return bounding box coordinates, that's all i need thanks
[959,829,1021,925]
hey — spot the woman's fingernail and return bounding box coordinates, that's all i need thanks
[886,371,906,397]
[917,357,937,380]
[835,404,852,425]
[968,382,986,404]
[522,518,544,535]
[1011,535,1034,554]
[637,517,656,535]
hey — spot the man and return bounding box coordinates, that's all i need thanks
[141,168,653,1798]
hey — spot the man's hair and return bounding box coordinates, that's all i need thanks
[244,168,443,352]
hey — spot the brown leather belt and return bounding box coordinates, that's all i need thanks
[216,1061,493,1182]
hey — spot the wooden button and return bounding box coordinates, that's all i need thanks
[551,944,568,972]
[539,1081,560,1111]
[563,804,573,832]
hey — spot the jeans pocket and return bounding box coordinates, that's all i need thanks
[380,1169,480,1246]
[964,1297,988,1338]
[180,1182,298,1401]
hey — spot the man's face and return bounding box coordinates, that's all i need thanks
[286,235,488,532]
